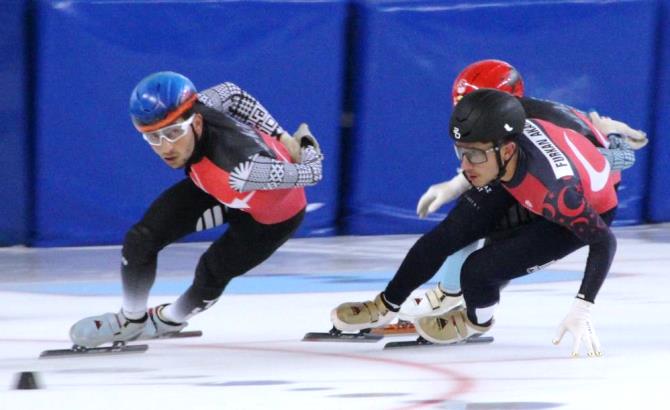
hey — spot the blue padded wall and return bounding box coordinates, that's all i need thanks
[0,0,30,245]
[33,0,346,246]
[344,0,658,235]
[649,0,670,222]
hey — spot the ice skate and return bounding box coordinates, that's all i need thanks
[398,283,464,321]
[141,304,188,339]
[414,307,492,344]
[330,293,397,332]
[304,293,397,343]
[69,310,147,349]
[42,305,198,358]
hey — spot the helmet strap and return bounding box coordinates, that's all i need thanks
[191,124,201,140]
[494,141,518,182]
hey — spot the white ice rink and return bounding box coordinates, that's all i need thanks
[1,225,669,410]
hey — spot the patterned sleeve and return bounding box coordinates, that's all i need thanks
[598,134,636,171]
[229,146,323,192]
[541,177,617,302]
[198,82,285,139]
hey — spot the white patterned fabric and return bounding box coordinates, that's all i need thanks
[198,82,284,138]
[229,147,323,192]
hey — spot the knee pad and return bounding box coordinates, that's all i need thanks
[122,224,162,266]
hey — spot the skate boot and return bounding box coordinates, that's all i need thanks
[140,304,187,339]
[414,307,492,344]
[398,283,464,321]
[330,293,398,332]
[69,311,147,348]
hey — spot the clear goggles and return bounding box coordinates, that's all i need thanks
[454,145,497,165]
[142,114,195,146]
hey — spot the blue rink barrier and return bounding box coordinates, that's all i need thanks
[0,1,31,245]
[6,0,670,246]
[648,0,670,222]
[342,0,658,235]
[32,0,346,246]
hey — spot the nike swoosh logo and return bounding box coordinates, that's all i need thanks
[563,132,610,192]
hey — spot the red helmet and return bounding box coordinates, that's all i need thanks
[452,59,524,106]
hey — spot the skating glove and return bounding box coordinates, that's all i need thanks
[279,131,302,163]
[553,298,602,357]
[416,173,470,218]
[293,123,322,158]
[588,111,648,150]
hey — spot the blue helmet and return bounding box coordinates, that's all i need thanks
[129,71,197,132]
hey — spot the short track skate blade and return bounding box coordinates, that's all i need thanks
[152,330,203,340]
[303,326,383,343]
[38,331,202,358]
[39,343,149,359]
[370,320,416,337]
[383,335,494,349]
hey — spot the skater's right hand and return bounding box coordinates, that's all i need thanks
[279,131,302,163]
[416,173,470,218]
[293,123,322,158]
[552,298,602,358]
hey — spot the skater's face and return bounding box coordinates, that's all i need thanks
[146,113,204,169]
[455,141,515,186]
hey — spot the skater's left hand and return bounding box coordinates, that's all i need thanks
[416,173,470,218]
[293,123,322,158]
[279,131,302,163]
[588,111,648,150]
[553,298,602,357]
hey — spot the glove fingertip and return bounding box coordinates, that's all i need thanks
[552,327,567,345]
[427,204,441,214]
[571,339,582,357]
[416,203,427,217]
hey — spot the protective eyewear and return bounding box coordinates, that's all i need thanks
[454,145,497,165]
[142,114,195,146]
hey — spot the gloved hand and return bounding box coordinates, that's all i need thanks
[279,131,302,163]
[293,123,321,157]
[416,173,470,218]
[553,298,602,357]
[589,111,648,150]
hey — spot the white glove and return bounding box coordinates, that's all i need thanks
[552,298,602,357]
[293,123,322,157]
[279,131,301,163]
[588,111,648,150]
[416,173,470,218]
